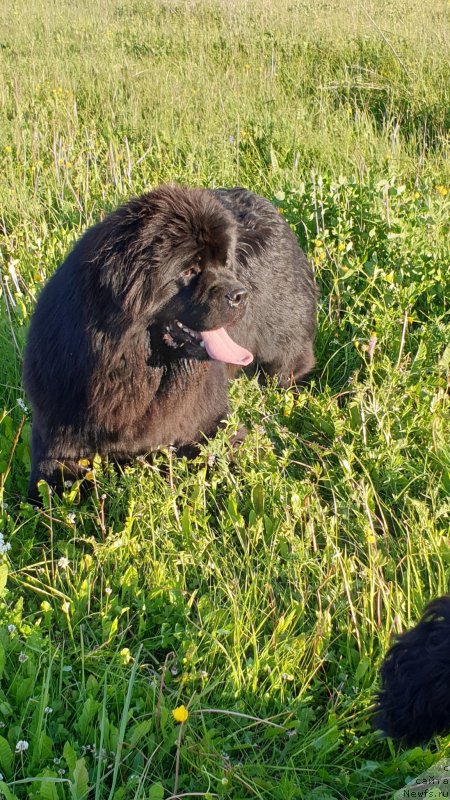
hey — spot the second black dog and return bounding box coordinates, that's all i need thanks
[375,596,450,746]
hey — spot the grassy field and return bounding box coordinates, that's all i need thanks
[0,0,449,797]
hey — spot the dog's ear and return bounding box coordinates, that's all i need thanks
[83,208,162,322]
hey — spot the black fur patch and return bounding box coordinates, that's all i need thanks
[375,596,450,745]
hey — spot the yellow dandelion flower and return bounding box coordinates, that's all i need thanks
[314,239,323,248]
[78,458,90,467]
[413,192,420,199]
[172,705,189,723]
[437,186,448,197]
[337,242,346,252]
[85,470,95,480]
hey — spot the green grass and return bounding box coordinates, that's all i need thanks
[0,0,450,797]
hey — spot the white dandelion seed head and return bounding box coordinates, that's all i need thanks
[7,624,16,634]
[18,652,28,663]
[58,557,69,569]
[15,740,29,753]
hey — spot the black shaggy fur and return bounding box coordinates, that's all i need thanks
[23,185,317,500]
[375,596,450,745]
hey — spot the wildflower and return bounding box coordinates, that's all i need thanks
[15,740,29,753]
[44,707,53,714]
[58,769,66,776]
[437,185,448,197]
[61,601,71,614]
[78,458,90,467]
[172,705,189,723]
[66,513,76,525]
[7,624,16,634]
[0,533,11,555]
[105,587,112,596]
[278,207,284,215]
[5,145,12,153]
[58,557,69,569]
[413,191,420,199]
[85,471,95,480]
[314,239,323,248]
[17,398,29,413]
[18,652,28,663]
[53,758,61,765]
[64,480,73,489]
[337,242,346,252]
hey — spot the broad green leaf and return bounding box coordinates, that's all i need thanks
[63,741,77,775]
[71,758,89,800]
[0,780,19,800]
[36,772,59,800]
[0,737,13,777]
[128,719,152,747]
[77,697,98,738]
[148,783,164,800]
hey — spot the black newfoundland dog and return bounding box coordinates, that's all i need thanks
[23,185,317,500]
[375,596,450,745]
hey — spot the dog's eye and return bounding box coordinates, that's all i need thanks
[180,265,200,280]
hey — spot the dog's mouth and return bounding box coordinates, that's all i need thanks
[163,320,253,366]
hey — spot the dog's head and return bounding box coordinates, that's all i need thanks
[89,185,253,366]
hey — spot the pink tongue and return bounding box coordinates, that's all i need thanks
[200,328,253,366]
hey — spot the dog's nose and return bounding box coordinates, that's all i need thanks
[225,286,248,307]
